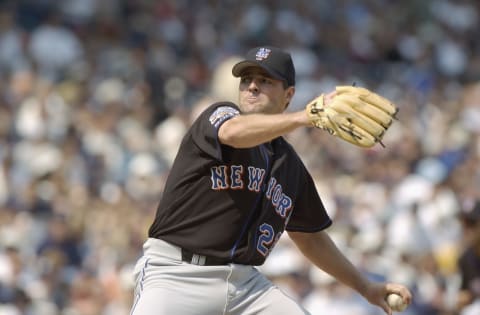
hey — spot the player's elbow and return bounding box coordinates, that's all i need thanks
[218,120,245,148]
[218,130,244,148]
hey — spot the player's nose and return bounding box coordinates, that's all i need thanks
[247,80,259,92]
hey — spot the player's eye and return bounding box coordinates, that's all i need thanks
[240,77,252,84]
[260,78,272,84]
[240,75,273,86]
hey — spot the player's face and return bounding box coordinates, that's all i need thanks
[238,68,294,114]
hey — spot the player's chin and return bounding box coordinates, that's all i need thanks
[239,102,264,114]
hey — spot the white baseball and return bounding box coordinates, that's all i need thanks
[386,293,407,312]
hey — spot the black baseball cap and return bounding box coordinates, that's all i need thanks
[232,46,295,87]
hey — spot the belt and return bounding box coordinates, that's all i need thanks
[180,248,230,266]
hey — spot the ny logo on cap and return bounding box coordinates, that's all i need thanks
[255,48,271,60]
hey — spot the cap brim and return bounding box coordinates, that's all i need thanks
[232,61,285,81]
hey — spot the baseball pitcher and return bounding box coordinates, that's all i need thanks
[130,46,411,315]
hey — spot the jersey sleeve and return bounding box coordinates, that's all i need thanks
[190,102,240,160]
[286,164,332,232]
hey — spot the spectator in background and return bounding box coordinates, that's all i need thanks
[456,200,480,315]
[0,1,478,314]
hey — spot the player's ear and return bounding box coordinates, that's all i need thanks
[284,86,295,109]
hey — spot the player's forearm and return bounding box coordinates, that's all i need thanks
[289,231,370,296]
[219,111,311,148]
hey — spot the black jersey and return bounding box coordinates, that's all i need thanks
[148,102,332,265]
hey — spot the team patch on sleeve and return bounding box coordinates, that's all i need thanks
[209,106,240,128]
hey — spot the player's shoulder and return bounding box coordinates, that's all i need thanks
[207,101,240,114]
[274,137,297,155]
[195,101,238,118]
[199,101,240,129]
[274,137,306,166]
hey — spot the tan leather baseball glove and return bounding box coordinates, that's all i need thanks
[305,86,398,148]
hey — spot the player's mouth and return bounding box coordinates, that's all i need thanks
[246,96,261,104]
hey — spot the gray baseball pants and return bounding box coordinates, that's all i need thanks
[129,238,310,315]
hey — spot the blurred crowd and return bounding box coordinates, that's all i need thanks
[0,0,479,314]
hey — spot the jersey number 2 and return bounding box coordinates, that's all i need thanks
[257,223,281,257]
